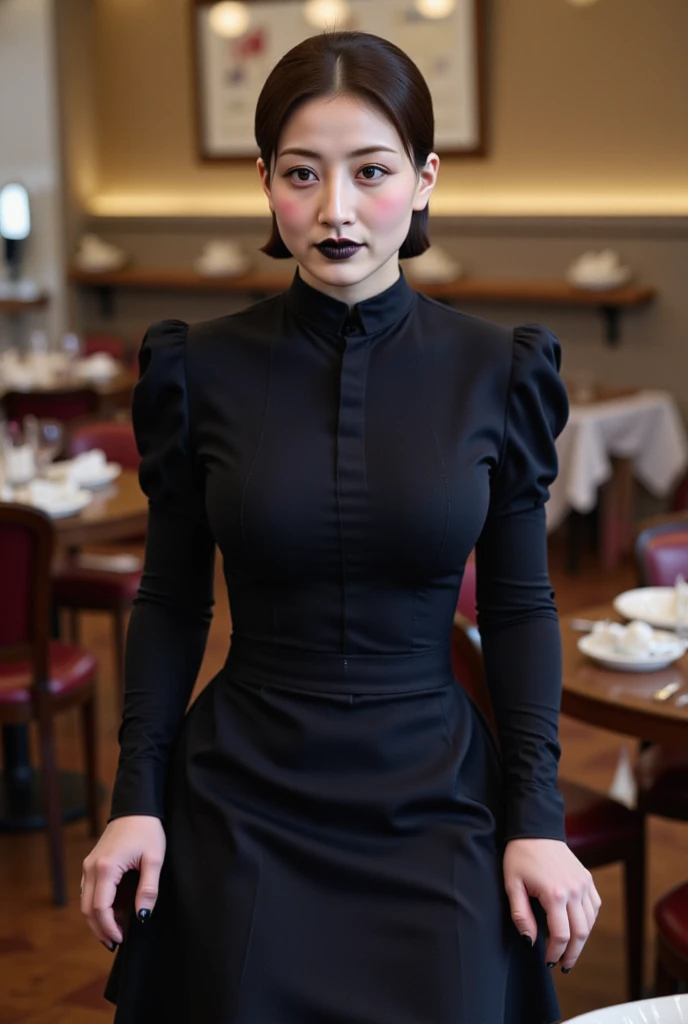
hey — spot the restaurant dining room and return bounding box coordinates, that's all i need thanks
[1,0,688,1021]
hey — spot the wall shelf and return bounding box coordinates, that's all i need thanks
[68,267,657,345]
[0,294,49,315]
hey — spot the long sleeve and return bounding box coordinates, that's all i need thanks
[109,320,216,822]
[474,324,569,844]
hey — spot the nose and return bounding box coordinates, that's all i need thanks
[317,171,355,229]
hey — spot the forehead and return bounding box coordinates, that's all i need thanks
[277,94,404,156]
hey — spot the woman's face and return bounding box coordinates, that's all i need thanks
[257,93,439,306]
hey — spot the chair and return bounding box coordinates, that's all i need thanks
[0,503,99,906]
[1,387,99,428]
[82,333,127,361]
[633,513,688,822]
[51,420,142,696]
[450,616,646,1001]
[653,881,688,995]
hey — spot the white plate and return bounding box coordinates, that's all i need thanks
[31,490,93,519]
[578,630,687,672]
[613,586,679,630]
[46,461,122,490]
[565,993,688,1023]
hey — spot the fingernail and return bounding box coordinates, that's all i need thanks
[561,966,572,974]
[547,962,557,969]
[137,908,151,924]
[520,934,533,947]
[101,940,117,952]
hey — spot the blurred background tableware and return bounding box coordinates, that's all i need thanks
[614,586,685,632]
[194,238,252,277]
[0,180,31,281]
[577,619,688,672]
[24,416,64,470]
[566,248,634,290]
[73,231,128,272]
[405,245,464,284]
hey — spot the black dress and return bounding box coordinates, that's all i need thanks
[105,267,569,1024]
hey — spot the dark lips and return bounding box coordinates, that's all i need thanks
[315,241,363,261]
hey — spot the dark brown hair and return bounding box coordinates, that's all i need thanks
[254,31,434,259]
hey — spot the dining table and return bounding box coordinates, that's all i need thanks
[0,468,148,832]
[561,603,688,747]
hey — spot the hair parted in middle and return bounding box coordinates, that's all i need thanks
[254,30,435,260]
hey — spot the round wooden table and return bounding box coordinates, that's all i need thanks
[562,603,688,746]
[0,469,148,832]
[52,468,147,550]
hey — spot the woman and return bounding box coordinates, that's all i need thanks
[82,30,600,1023]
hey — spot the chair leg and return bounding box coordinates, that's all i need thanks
[36,705,66,906]
[623,826,646,1001]
[68,609,80,645]
[81,694,100,838]
[654,942,678,996]
[112,605,126,702]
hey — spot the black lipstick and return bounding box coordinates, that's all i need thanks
[315,239,363,261]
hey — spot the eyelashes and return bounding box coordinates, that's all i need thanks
[284,165,388,185]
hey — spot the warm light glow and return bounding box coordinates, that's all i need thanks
[85,189,688,220]
[566,0,601,6]
[208,2,250,38]
[414,0,456,19]
[303,0,350,30]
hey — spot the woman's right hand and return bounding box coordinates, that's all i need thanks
[81,815,166,949]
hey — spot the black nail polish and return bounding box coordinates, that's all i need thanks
[561,966,572,974]
[137,908,151,924]
[101,940,117,952]
[546,962,557,969]
[520,934,533,947]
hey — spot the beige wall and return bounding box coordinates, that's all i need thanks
[0,0,66,338]
[79,0,688,216]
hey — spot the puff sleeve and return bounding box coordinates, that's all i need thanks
[474,325,569,843]
[109,321,216,822]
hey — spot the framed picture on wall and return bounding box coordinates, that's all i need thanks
[191,0,485,160]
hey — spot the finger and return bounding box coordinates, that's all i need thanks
[93,862,125,946]
[560,899,590,972]
[505,877,538,946]
[542,892,570,967]
[582,893,597,933]
[81,865,111,946]
[134,852,163,923]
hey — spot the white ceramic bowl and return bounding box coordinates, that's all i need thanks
[565,993,688,1023]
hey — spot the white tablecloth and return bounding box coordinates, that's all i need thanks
[546,390,688,532]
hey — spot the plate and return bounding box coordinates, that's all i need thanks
[31,490,93,519]
[46,461,122,490]
[565,993,688,1022]
[613,587,679,630]
[578,630,687,672]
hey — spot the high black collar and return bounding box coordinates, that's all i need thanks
[284,266,415,336]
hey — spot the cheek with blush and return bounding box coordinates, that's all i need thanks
[365,189,416,231]
[272,195,307,234]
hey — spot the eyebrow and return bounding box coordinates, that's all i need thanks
[277,145,399,159]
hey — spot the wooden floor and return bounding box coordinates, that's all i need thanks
[1,534,686,1023]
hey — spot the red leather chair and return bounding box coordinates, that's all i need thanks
[51,421,143,696]
[1,387,99,428]
[633,514,688,822]
[0,504,99,906]
[451,616,646,1001]
[82,334,127,361]
[653,881,688,994]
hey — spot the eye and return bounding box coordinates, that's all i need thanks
[358,165,387,181]
[285,167,316,183]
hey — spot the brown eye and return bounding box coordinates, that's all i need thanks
[286,168,315,182]
[359,166,386,181]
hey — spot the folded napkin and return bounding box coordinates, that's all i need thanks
[51,449,108,486]
[589,619,679,658]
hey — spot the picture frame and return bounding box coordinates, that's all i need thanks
[191,0,485,161]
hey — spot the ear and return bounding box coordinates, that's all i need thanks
[412,153,440,212]
[256,157,274,212]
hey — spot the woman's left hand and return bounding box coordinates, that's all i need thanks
[503,838,601,972]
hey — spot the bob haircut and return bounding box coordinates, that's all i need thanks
[255,31,434,260]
